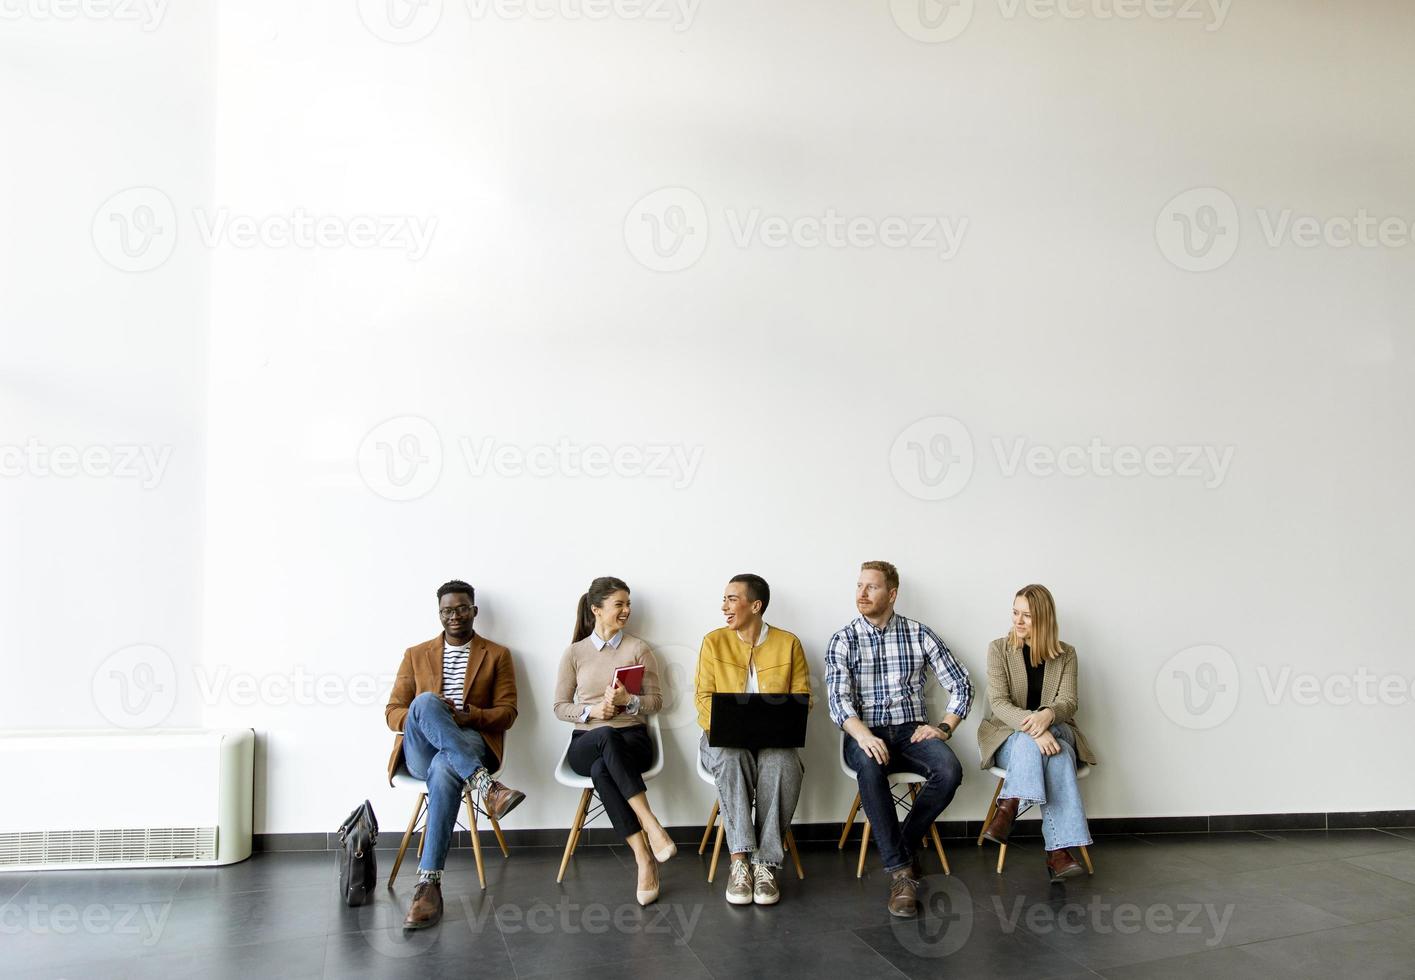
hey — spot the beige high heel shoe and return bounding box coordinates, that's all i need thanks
[636,862,660,906]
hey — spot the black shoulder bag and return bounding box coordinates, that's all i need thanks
[337,800,379,906]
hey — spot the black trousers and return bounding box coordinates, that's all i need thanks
[568,724,653,838]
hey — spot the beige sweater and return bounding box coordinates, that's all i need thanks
[552,633,663,730]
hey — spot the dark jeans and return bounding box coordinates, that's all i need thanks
[402,692,499,872]
[842,723,964,874]
[568,724,654,839]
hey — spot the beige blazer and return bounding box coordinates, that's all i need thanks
[975,636,1096,770]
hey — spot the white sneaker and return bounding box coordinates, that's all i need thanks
[725,858,753,905]
[752,864,779,905]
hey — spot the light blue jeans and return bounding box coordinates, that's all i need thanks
[995,723,1092,851]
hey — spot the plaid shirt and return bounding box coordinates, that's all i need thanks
[825,613,973,728]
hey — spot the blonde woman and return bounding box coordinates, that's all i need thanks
[976,584,1097,882]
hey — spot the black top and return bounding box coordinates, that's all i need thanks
[1023,645,1045,711]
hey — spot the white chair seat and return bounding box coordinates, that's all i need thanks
[554,715,664,882]
[988,763,1091,781]
[836,733,951,877]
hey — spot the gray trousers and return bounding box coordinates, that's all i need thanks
[699,733,804,868]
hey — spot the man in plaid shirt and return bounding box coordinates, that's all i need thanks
[826,560,972,918]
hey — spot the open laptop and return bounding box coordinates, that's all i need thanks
[709,693,809,749]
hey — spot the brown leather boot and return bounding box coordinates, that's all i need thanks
[887,868,920,918]
[981,797,1019,845]
[403,880,443,930]
[1046,848,1084,883]
[482,781,526,822]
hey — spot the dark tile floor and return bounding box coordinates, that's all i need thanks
[3,830,1415,979]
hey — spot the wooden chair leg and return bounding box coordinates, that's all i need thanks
[1079,845,1094,874]
[557,788,592,883]
[929,822,950,875]
[978,778,1003,845]
[699,800,719,855]
[707,823,725,883]
[996,842,1007,874]
[856,817,871,878]
[837,792,861,850]
[388,792,426,888]
[489,812,510,858]
[786,828,805,880]
[570,789,597,857]
[466,793,486,890]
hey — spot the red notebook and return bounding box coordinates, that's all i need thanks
[613,664,646,695]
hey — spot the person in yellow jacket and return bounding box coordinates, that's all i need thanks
[695,573,813,907]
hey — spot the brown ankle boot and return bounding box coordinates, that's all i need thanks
[981,797,1019,845]
[1046,848,1084,882]
[403,880,443,930]
[482,781,526,821]
[887,868,920,918]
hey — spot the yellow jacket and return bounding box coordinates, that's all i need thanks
[694,624,813,732]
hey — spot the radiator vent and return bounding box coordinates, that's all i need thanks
[0,828,218,868]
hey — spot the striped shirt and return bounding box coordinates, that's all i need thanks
[442,640,472,704]
[825,613,973,728]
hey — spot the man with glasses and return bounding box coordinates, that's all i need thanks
[385,580,526,929]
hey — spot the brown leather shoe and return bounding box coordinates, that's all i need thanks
[403,880,443,930]
[981,797,1019,845]
[482,781,526,822]
[1046,848,1084,883]
[888,868,920,918]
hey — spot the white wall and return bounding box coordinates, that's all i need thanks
[7,0,1414,835]
[0,3,214,731]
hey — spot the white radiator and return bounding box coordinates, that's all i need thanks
[0,729,254,871]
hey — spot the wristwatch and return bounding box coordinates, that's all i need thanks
[937,720,953,738]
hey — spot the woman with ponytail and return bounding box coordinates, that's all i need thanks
[552,576,670,904]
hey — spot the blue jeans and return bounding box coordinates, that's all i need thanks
[842,723,964,874]
[995,723,1092,851]
[402,692,498,872]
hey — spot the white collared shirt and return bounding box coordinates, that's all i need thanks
[588,631,625,651]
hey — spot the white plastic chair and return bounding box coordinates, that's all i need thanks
[978,763,1094,874]
[837,733,951,877]
[553,714,665,883]
[695,752,805,882]
[387,759,509,891]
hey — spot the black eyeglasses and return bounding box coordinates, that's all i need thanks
[439,605,473,619]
